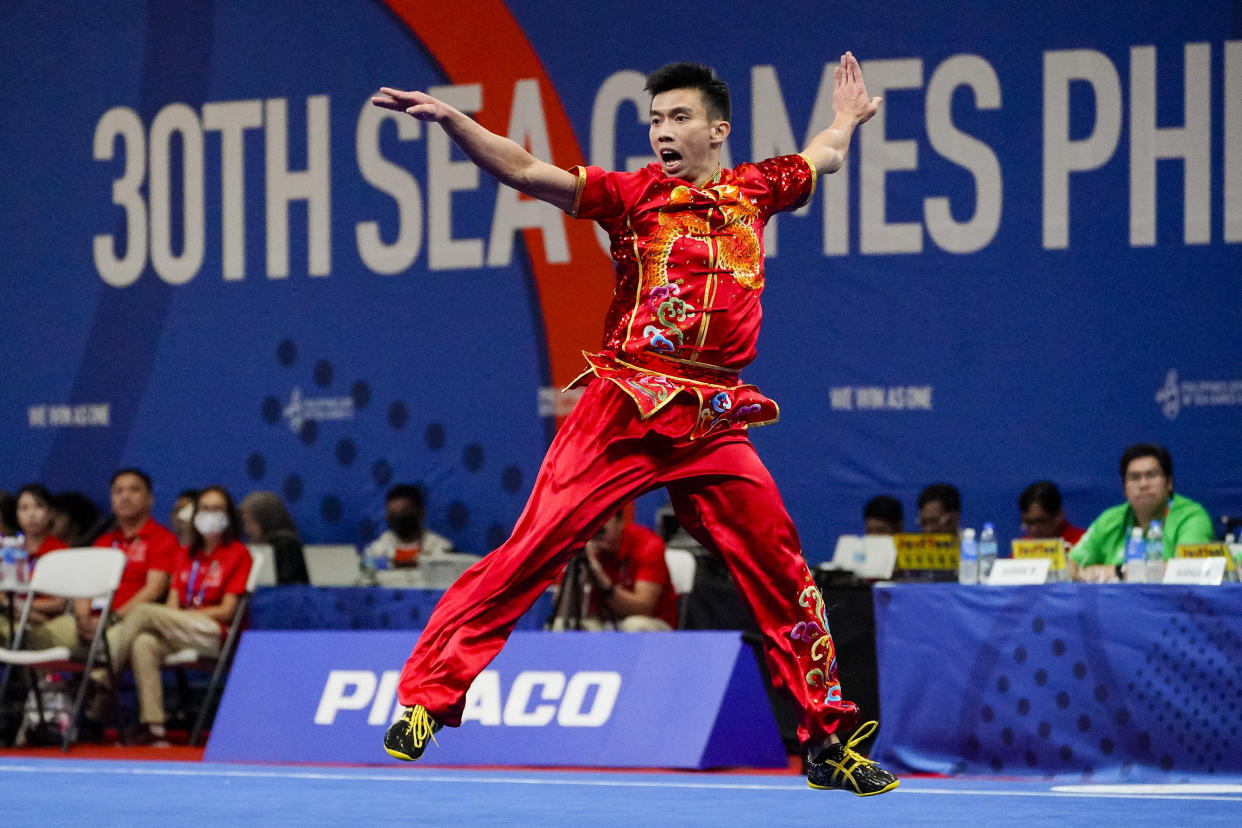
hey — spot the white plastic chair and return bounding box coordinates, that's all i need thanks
[163,551,263,746]
[0,547,126,751]
[664,547,698,629]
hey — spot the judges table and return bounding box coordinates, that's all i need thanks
[250,586,554,632]
[870,583,1242,782]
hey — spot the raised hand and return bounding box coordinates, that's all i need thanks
[832,52,881,126]
[370,87,451,122]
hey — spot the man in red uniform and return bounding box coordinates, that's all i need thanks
[372,53,898,795]
[552,511,678,631]
[40,469,178,660]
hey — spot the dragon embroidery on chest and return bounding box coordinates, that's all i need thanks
[641,183,763,290]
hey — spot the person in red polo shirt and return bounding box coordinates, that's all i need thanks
[552,511,678,631]
[65,469,179,653]
[1018,481,1085,547]
[106,485,252,745]
[0,483,69,647]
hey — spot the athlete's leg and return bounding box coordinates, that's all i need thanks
[397,380,666,725]
[664,441,859,747]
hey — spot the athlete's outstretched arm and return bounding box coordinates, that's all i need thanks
[801,52,881,175]
[372,87,578,213]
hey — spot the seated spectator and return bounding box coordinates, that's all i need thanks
[240,490,308,584]
[169,489,200,549]
[1018,480,1084,546]
[48,491,102,547]
[0,484,69,647]
[104,485,253,746]
[363,484,455,567]
[551,511,678,632]
[67,470,179,662]
[1069,444,1214,583]
[0,490,16,536]
[863,495,904,535]
[917,483,961,534]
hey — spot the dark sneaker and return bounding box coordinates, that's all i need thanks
[383,705,441,761]
[127,723,171,748]
[806,720,900,796]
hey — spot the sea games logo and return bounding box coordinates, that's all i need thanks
[1156,369,1242,420]
[282,386,355,434]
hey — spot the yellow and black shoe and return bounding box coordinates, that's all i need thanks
[383,705,442,762]
[806,721,900,796]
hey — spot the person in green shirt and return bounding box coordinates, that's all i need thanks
[1069,443,1215,582]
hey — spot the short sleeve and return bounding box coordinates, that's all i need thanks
[1173,504,1216,546]
[568,165,629,222]
[749,153,817,215]
[627,527,669,585]
[148,529,180,573]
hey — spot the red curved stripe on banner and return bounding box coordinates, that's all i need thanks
[381,0,614,393]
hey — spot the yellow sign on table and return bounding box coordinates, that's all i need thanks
[1176,543,1234,571]
[894,533,959,570]
[1011,539,1067,571]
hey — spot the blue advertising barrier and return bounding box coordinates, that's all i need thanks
[870,583,1242,782]
[248,586,554,632]
[204,630,787,768]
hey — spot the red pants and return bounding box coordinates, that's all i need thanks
[398,378,859,745]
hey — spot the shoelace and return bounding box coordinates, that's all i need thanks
[823,720,881,784]
[403,706,440,750]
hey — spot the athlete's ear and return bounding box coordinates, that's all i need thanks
[711,119,731,145]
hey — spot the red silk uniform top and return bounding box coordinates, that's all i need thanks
[568,154,817,440]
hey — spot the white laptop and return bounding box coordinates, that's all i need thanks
[829,535,898,580]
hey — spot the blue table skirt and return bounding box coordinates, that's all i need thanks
[870,583,1242,781]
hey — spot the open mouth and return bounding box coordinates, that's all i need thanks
[660,148,682,166]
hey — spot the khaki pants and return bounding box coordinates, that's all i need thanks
[107,604,222,725]
[0,612,81,651]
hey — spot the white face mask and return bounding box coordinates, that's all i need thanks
[193,510,230,537]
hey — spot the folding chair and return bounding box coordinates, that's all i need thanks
[664,547,698,630]
[0,547,126,751]
[163,551,263,746]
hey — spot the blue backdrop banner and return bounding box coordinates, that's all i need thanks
[870,583,1242,782]
[2,2,1239,561]
[204,630,787,768]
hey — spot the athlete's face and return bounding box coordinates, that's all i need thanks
[649,88,729,185]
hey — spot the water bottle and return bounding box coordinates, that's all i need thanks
[12,534,29,584]
[1145,520,1164,583]
[1226,533,1241,583]
[0,537,15,584]
[1124,526,1146,583]
[979,523,998,582]
[958,528,978,585]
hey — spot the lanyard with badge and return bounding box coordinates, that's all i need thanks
[184,558,209,607]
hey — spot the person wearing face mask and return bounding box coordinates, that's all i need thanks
[169,489,200,549]
[100,485,252,745]
[0,483,70,647]
[362,484,456,569]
